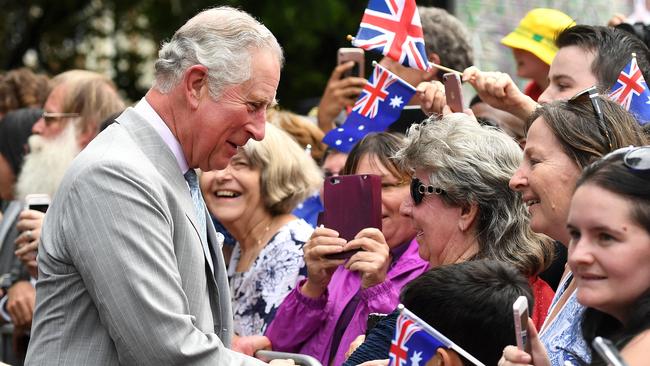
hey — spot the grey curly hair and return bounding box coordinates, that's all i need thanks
[153,6,284,99]
[419,7,474,77]
[396,114,553,276]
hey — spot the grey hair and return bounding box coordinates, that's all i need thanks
[419,7,474,75]
[395,114,553,276]
[153,6,284,98]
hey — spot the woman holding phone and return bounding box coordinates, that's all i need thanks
[265,132,429,366]
[502,146,650,366]
[345,112,556,366]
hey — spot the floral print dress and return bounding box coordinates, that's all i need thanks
[228,219,311,336]
[539,272,590,366]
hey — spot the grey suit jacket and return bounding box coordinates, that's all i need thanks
[0,201,21,274]
[25,108,266,365]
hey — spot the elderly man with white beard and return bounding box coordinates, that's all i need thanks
[0,70,123,359]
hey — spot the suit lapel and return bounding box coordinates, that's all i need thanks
[115,109,218,278]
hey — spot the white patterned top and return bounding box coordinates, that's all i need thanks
[539,272,591,366]
[228,219,311,336]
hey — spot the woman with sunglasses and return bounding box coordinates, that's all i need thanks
[502,92,647,366]
[265,132,429,366]
[344,113,555,366]
[503,146,650,366]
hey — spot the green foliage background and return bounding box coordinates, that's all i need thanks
[0,0,377,112]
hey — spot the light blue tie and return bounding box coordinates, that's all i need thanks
[184,169,209,250]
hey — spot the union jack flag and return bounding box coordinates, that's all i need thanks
[609,55,650,125]
[322,63,416,152]
[352,0,430,71]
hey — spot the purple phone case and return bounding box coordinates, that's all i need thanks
[322,174,382,241]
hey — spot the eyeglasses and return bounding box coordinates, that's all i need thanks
[410,177,445,205]
[568,86,613,150]
[42,112,80,126]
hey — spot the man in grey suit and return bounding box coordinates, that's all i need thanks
[25,7,282,365]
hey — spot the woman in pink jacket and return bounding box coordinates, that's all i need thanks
[265,132,429,366]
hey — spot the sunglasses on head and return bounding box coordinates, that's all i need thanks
[568,86,613,150]
[410,177,445,205]
[599,145,650,171]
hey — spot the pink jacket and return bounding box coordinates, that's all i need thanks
[265,239,428,366]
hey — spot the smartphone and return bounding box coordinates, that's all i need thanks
[443,72,464,113]
[322,174,382,259]
[24,193,51,213]
[337,47,365,79]
[513,296,531,355]
[592,337,629,366]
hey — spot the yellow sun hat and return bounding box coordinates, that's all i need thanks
[501,8,576,65]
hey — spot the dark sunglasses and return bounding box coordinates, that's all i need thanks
[410,177,445,205]
[568,86,613,150]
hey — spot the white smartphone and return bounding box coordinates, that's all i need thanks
[592,337,629,366]
[513,296,531,355]
[24,193,51,213]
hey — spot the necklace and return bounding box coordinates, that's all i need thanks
[256,223,272,246]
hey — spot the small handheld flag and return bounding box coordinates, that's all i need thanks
[388,304,486,366]
[351,0,430,71]
[609,53,650,125]
[322,62,416,152]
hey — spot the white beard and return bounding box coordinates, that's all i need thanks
[15,123,81,200]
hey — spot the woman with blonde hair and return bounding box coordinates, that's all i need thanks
[200,122,322,336]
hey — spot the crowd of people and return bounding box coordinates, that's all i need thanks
[0,4,649,366]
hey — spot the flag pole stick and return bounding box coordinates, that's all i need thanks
[397,304,486,366]
[427,62,463,76]
[347,35,464,77]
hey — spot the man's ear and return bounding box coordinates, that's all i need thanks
[458,202,479,232]
[182,65,209,109]
[77,125,98,150]
[424,52,442,81]
[433,348,464,366]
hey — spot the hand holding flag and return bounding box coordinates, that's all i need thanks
[322,62,416,152]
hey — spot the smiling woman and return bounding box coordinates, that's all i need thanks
[266,132,429,366]
[568,147,650,366]
[199,122,321,337]
[501,95,647,366]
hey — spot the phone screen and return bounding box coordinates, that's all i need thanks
[29,204,49,213]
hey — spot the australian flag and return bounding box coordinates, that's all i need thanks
[389,306,486,366]
[609,54,650,125]
[388,313,446,366]
[322,63,416,152]
[352,0,430,71]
